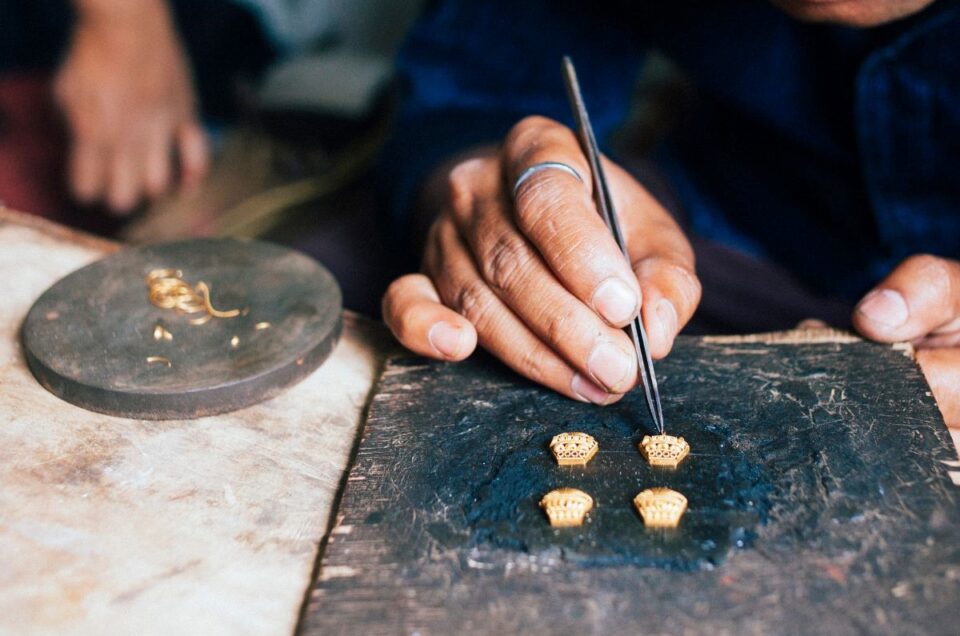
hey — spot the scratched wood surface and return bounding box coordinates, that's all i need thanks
[304,336,960,635]
[0,209,391,636]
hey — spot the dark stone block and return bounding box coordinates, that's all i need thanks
[303,336,960,635]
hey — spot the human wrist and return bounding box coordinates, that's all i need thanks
[73,0,173,31]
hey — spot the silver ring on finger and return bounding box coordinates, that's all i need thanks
[512,161,584,198]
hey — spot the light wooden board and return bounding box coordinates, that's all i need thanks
[0,209,389,635]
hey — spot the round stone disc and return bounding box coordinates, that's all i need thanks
[22,238,342,420]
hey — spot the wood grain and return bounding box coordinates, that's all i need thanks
[0,212,389,635]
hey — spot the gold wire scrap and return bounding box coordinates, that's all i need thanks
[195,281,241,318]
[146,268,241,321]
[153,324,173,341]
[230,335,240,348]
[146,356,172,367]
[145,268,182,284]
[255,321,271,330]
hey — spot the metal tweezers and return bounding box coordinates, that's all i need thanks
[562,56,666,434]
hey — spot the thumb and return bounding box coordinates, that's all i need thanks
[382,274,478,361]
[853,255,960,344]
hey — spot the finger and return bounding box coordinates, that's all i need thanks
[143,125,173,199]
[106,147,143,214]
[916,348,960,430]
[448,158,637,393]
[502,116,641,327]
[610,161,699,358]
[633,257,700,359]
[68,139,105,204]
[426,216,620,405]
[382,273,477,361]
[177,121,209,188]
[854,255,960,343]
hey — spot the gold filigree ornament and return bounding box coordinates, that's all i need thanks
[638,434,690,468]
[540,488,594,527]
[633,487,688,528]
[549,432,598,466]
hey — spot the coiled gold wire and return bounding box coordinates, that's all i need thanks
[146,268,241,319]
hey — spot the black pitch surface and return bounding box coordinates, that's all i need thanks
[22,238,342,419]
[303,337,960,635]
[460,404,768,569]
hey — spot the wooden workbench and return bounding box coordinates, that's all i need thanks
[0,208,392,635]
[2,208,958,635]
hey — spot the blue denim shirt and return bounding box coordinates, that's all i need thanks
[380,0,960,301]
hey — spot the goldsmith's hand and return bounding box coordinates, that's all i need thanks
[54,0,208,213]
[383,116,701,404]
[853,255,960,444]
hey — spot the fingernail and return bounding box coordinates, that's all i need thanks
[428,322,465,358]
[592,278,638,325]
[587,341,633,392]
[656,299,678,345]
[571,373,613,404]
[857,289,908,329]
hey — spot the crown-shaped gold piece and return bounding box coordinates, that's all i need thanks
[638,434,690,468]
[540,488,594,527]
[549,432,598,466]
[633,487,688,528]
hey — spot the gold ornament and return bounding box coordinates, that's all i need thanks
[633,487,687,528]
[549,432,598,466]
[638,434,690,468]
[540,488,594,527]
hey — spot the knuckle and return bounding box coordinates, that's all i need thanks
[903,253,941,269]
[421,224,441,271]
[445,160,482,211]
[144,171,169,197]
[452,279,497,332]
[550,230,592,277]
[906,254,953,297]
[672,263,703,309]
[513,177,565,228]
[391,315,417,346]
[483,232,534,293]
[382,277,407,317]
[542,305,578,346]
[506,115,552,149]
[423,217,458,277]
[70,118,98,143]
[637,258,702,313]
[516,346,553,382]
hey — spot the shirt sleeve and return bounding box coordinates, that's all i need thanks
[377,0,646,253]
